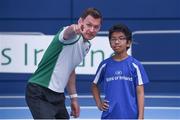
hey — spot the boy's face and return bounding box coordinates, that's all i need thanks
[79,15,101,40]
[109,32,131,54]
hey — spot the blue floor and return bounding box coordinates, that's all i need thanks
[1,107,180,119]
[0,95,180,119]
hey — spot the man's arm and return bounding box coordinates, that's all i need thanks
[137,85,145,119]
[66,69,80,118]
[67,69,77,95]
[63,22,83,40]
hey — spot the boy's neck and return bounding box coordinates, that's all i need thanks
[112,53,129,61]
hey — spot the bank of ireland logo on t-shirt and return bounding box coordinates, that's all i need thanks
[115,70,122,75]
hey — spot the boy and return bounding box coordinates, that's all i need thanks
[92,23,149,119]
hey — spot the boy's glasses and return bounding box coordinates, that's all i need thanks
[110,37,126,44]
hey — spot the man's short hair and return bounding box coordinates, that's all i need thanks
[81,8,102,23]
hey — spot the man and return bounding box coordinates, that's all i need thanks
[25,8,102,119]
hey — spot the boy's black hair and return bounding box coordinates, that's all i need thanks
[108,23,132,41]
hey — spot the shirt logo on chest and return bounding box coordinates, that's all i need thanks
[115,70,122,75]
[85,48,89,52]
[84,45,90,54]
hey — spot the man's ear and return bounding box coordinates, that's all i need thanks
[78,18,83,24]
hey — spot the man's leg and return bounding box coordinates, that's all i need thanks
[25,83,56,119]
[41,85,70,119]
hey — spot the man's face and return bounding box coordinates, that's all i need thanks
[80,15,101,40]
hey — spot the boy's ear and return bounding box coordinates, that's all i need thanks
[127,40,132,47]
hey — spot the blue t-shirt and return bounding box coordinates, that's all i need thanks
[93,56,149,119]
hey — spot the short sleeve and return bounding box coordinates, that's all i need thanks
[93,62,106,84]
[132,62,149,86]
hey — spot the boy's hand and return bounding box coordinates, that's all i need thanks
[98,100,109,111]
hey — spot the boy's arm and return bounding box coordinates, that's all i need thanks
[91,83,103,111]
[136,85,145,119]
[66,69,80,118]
